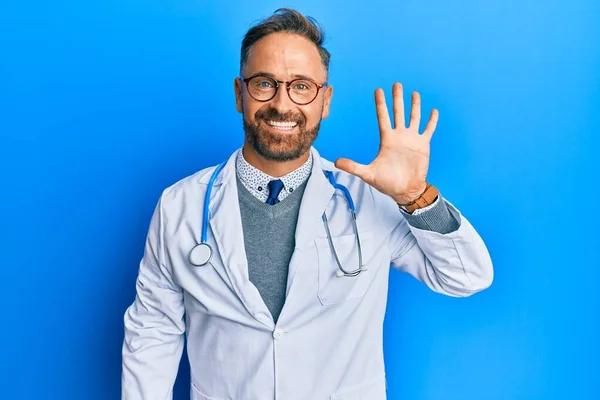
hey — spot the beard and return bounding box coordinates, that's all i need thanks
[243,106,322,162]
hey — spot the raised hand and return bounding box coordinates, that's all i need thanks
[335,82,439,204]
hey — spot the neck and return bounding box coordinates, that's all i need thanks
[242,143,310,178]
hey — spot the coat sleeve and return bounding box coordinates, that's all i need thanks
[376,189,494,297]
[122,194,185,399]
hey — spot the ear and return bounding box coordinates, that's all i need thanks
[234,77,243,113]
[321,84,333,119]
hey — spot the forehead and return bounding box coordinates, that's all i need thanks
[243,32,326,81]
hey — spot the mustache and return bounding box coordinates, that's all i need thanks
[255,108,305,125]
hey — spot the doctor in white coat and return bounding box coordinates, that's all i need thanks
[121,8,493,400]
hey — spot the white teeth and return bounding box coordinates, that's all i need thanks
[266,120,298,129]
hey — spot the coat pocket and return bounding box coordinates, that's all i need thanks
[191,382,221,400]
[315,230,376,305]
[330,373,387,399]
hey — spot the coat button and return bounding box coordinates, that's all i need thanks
[273,329,284,339]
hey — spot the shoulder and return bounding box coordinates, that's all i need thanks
[162,165,215,198]
[158,148,239,206]
[161,162,209,189]
[156,149,235,216]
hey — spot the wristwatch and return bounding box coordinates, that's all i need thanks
[398,183,439,214]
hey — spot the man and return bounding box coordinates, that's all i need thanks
[121,8,493,400]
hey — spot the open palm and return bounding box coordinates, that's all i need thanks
[335,82,439,204]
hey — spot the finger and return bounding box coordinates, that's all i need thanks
[392,82,405,129]
[422,109,439,140]
[374,88,392,134]
[408,91,421,130]
[335,158,372,182]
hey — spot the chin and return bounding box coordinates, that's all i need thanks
[244,117,319,162]
[256,144,305,162]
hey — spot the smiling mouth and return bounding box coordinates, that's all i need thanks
[264,120,299,130]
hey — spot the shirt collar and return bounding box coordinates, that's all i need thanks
[235,147,313,194]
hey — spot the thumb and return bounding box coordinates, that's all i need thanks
[334,158,371,181]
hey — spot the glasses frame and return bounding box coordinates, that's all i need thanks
[241,74,329,106]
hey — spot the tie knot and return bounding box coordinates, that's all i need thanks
[266,179,284,205]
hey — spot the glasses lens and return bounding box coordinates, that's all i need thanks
[289,80,318,104]
[247,76,277,101]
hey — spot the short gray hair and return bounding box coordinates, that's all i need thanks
[240,8,331,74]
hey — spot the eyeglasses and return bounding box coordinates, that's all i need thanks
[241,74,328,105]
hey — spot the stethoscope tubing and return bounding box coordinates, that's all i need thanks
[201,162,227,243]
[192,164,366,278]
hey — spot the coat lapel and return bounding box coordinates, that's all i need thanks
[198,150,274,328]
[293,147,336,251]
[284,148,336,302]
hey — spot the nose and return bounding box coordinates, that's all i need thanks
[269,84,295,114]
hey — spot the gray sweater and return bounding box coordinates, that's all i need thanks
[236,175,308,323]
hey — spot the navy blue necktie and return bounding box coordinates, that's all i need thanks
[266,179,284,205]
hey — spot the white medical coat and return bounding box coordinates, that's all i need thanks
[122,147,493,400]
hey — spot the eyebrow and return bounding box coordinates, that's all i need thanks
[251,71,318,82]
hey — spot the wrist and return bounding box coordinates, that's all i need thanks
[393,182,428,205]
[396,183,439,214]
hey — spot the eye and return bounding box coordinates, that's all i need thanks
[251,78,276,89]
[291,80,316,92]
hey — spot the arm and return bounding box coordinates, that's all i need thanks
[389,192,493,297]
[122,195,185,400]
[399,194,459,234]
[334,82,493,296]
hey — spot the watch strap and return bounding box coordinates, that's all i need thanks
[399,183,439,214]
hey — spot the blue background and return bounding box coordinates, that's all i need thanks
[1,0,598,399]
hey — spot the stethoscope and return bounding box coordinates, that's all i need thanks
[188,163,367,278]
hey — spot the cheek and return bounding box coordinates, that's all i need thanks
[242,101,260,122]
[304,105,323,124]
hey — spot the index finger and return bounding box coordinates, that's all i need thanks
[374,88,392,134]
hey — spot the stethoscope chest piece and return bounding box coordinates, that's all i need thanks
[189,243,213,267]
